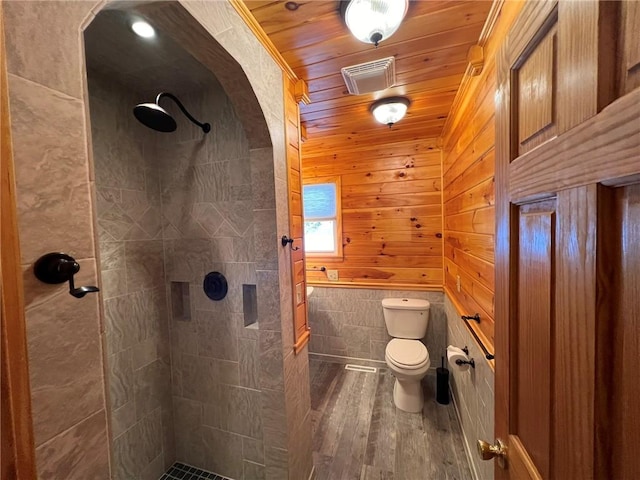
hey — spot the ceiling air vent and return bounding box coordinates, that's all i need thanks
[341,56,396,95]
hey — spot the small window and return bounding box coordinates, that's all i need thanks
[303,176,342,257]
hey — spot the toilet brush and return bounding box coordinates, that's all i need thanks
[436,356,450,405]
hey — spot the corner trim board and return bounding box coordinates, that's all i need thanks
[438,0,505,143]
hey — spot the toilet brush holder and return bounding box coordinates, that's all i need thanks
[436,356,450,405]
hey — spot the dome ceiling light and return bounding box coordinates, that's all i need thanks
[370,96,410,127]
[340,0,409,47]
[131,20,155,38]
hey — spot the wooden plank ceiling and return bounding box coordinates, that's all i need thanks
[245,0,493,153]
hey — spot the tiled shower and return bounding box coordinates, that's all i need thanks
[89,74,174,478]
[89,68,265,477]
[4,0,314,477]
[84,7,311,479]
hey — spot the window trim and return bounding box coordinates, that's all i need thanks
[302,175,343,259]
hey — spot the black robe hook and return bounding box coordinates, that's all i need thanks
[281,235,299,251]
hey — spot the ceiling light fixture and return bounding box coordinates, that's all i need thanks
[340,0,408,47]
[131,20,155,38]
[370,96,410,127]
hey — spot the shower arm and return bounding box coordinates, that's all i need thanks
[156,92,211,133]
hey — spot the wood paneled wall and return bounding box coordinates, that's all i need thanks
[440,1,523,349]
[302,140,443,289]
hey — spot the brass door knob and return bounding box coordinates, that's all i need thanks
[477,439,507,467]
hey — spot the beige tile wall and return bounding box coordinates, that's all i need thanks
[445,295,494,480]
[5,0,312,478]
[307,287,447,365]
[88,73,174,479]
[90,6,313,480]
[159,80,262,480]
[4,1,111,477]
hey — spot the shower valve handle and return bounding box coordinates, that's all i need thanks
[34,252,100,299]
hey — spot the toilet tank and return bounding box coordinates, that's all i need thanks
[382,298,430,339]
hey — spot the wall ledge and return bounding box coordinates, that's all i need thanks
[308,281,444,292]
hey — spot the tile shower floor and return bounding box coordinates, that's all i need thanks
[310,358,473,480]
[160,462,232,480]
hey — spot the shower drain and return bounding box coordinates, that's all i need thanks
[344,364,377,373]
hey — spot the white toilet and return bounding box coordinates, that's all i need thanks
[382,298,431,413]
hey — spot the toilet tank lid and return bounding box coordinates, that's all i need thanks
[382,298,430,310]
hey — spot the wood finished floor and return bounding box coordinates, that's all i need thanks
[310,359,473,480]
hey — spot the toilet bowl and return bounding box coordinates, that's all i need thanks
[382,298,431,413]
[385,338,431,412]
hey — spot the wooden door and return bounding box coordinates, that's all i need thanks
[493,0,640,478]
[0,2,37,477]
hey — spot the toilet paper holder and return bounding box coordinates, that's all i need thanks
[456,358,475,369]
[448,345,475,369]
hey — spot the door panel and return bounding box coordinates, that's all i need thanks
[515,201,555,479]
[607,184,640,479]
[553,186,598,479]
[516,25,557,155]
[556,1,613,130]
[495,1,640,479]
[508,437,542,480]
[620,1,640,94]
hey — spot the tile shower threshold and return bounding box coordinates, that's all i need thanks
[160,462,233,480]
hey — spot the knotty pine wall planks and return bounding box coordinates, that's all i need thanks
[440,0,523,349]
[302,140,443,289]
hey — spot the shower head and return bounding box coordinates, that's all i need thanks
[133,102,177,132]
[133,92,210,134]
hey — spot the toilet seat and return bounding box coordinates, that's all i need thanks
[385,339,429,370]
